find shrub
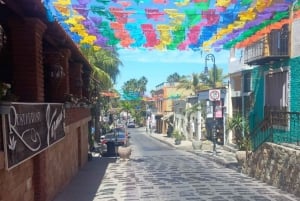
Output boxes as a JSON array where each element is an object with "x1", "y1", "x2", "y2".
[{"x1": 172, "y1": 130, "x2": 184, "y2": 141}]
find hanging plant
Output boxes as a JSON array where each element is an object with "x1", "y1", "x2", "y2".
[{"x1": 0, "y1": 82, "x2": 10, "y2": 99}]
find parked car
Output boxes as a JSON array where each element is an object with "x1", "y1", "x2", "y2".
[
  {"x1": 92, "y1": 135, "x2": 107, "y2": 156},
  {"x1": 127, "y1": 121, "x2": 135, "y2": 128},
  {"x1": 105, "y1": 127, "x2": 129, "y2": 146},
  {"x1": 99, "y1": 135, "x2": 108, "y2": 154}
]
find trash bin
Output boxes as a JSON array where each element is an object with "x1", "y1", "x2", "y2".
[
  {"x1": 167, "y1": 126, "x2": 173, "y2": 137},
  {"x1": 106, "y1": 141, "x2": 116, "y2": 156}
]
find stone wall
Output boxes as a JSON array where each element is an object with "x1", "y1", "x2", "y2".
[
  {"x1": 0, "y1": 115, "x2": 90, "y2": 201},
  {"x1": 243, "y1": 143, "x2": 300, "y2": 197},
  {"x1": 0, "y1": 159, "x2": 34, "y2": 201},
  {"x1": 43, "y1": 117, "x2": 90, "y2": 201}
]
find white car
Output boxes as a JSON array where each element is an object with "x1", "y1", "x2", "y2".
[{"x1": 127, "y1": 121, "x2": 135, "y2": 128}]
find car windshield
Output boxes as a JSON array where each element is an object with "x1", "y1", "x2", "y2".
[
  {"x1": 114, "y1": 127, "x2": 126, "y2": 133},
  {"x1": 117, "y1": 133, "x2": 125, "y2": 138}
]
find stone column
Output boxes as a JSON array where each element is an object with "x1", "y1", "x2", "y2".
[
  {"x1": 9, "y1": 18, "x2": 46, "y2": 102},
  {"x1": 82, "y1": 70, "x2": 91, "y2": 98},
  {"x1": 44, "y1": 51, "x2": 65, "y2": 102},
  {"x1": 69, "y1": 62, "x2": 83, "y2": 98},
  {"x1": 58, "y1": 48, "x2": 71, "y2": 102},
  {"x1": 44, "y1": 48, "x2": 71, "y2": 102}
]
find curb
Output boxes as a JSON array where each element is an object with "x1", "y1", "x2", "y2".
[
  {"x1": 149, "y1": 134, "x2": 175, "y2": 147},
  {"x1": 189, "y1": 150, "x2": 240, "y2": 172},
  {"x1": 149, "y1": 134, "x2": 192, "y2": 150},
  {"x1": 149, "y1": 134, "x2": 240, "y2": 172}
]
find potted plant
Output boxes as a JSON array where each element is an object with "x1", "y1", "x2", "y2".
[
  {"x1": 78, "y1": 97, "x2": 91, "y2": 108},
  {"x1": 227, "y1": 115, "x2": 252, "y2": 165},
  {"x1": 173, "y1": 130, "x2": 184, "y2": 145},
  {"x1": 64, "y1": 93, "x2": 78, "y2": 108},
  {"x1": 0, "y1": 82, "x2": 11, "y2": 99}
]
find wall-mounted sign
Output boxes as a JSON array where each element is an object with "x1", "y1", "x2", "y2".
[
  {"x1": 1, "y1": 103, "x2": 65, "y2": 170},
  {"x1": 215, "y1": 101, "x2": 223, "y2": 118}
]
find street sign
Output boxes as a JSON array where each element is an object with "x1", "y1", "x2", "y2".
[{"x1": 209, "y1": 89, "x2": 220, "y2": 101}]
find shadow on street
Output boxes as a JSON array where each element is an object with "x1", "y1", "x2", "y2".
[{"x1": 53, "y1": 156, "x2": 117, "y2": 201}]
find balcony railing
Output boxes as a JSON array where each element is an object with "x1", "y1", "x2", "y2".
[
  {"x1": 252, "y1": 106, "x2": 300, "y2": 150},
  {"x1": 244, "y1": 24, "x2": 289, "y2": 65}
]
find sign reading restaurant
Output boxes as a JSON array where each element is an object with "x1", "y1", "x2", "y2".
[{"x1": 0, "y1": 102, "x2": 65, "y2": 170}]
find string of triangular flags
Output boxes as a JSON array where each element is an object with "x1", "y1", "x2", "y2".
[{"x1": 42, "y1": 0, "x2": 300, "y2": 51}]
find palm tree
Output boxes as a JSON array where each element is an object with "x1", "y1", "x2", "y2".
[
  {"x1": 167, "y1": 73, "x2": 181, "y2": 83},
  {"x1": 93, "y1": 48, "x2": 122, "y2": 84},
  {"x1": 176, "y1": 73, "x2": 202, "y2": 95},
  {"x1": 80, "y1": 46, "x2": 122, "y2": 142},
  {"x1": 205, "y1": 67, "x2": 225, "y2": 88},
  {"x1": 122, "y1": 77, "x2": 148, "y2": 98},
  {"x1": 120, "y1": 100, "x2": 134, "y2": 122},
  {"x1": 137, "y1": 76, "x2": 148, "y2": 96},
  {"x1": 80, "y1": 46, "x2": 122, "y2": 89}
]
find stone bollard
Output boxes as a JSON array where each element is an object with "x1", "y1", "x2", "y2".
[
  {"x1": 192, "y1": 140, "x2": 202, "y2": 150},
  {"x1": 118, "y1": 146, "x2": 132, "y2": 161},
  {"x1": 201, "y1": 140, "x2": 213, "y2": 151},
  {"x1": 235, "y1": 150, "x2": 246, "y2": 166}
]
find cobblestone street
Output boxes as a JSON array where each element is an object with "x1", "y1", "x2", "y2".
[
  {"x1": 94, "y1": 153, "x2": 299, "y2": 201},
  {"x1": 54, "y1": 128, "x2": 300, "y2": 201}
]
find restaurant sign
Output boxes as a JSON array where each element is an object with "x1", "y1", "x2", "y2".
[{"x1": 0, "y1": 103, "x2": 65, "y2": 170}]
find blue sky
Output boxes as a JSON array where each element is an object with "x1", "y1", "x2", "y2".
[{"x1": 114, "y1": 49, "x2": 230, "y2": 95}]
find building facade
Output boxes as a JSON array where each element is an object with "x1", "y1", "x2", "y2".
[
  {"x1": 153, "y1": 82, "x2": 192, "y2": 134},
  {"x1": 0, "y1": 1, "x2": 93, "y2": 201}
]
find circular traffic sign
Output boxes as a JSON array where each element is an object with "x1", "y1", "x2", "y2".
[{"x1": 209, "y1": 89, "x2": 220, "y2": 101}]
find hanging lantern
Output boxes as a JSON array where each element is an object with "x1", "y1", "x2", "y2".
[{"x1": 0, "y1": 25, "x2": 7, "y2": 54}]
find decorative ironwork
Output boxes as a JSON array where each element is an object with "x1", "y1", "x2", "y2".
[
  {"x1": 252, "y1": 107, "x2": 300, "y2": 150},
  {"x1": 265, "y1": 106, "x2": 288, "y2": 127},
  {"x1": 244, "y1": 25, "x2": 289, "y2": 65}
]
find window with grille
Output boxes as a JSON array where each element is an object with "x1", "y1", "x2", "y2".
[{"x1": 265, "y1": 69, "x2": 289, "y2": 126}]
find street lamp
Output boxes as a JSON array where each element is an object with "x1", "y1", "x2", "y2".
[
  {"x1": 204, "y1": 53, "x2": 218, "y2": 155},
  {"x1": 205, "y1": 54, "x2": 217, "y2": 88}
]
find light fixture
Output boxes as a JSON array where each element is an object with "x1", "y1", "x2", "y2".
[
  {"x1": 204, "y1": 53, "x2": 218, "y2": 155},
  {"x1": 0, "y1": 25, "x2": 7, "y2": 54},
  {"x1": 205, "y1": 53, "x2": 217, "y2": 88},
  {"x1": 50, "y1": 64, "x2": 65, "y2": 79}
]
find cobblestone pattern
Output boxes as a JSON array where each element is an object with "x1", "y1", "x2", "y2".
[
  {"x1": 94, "y1": 150, "x2": 300, "y2": 201},
  {"x1": 244, "y1": 142, "x2": 300, "y2": 197}
]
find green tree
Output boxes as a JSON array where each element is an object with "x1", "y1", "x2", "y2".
[
  {"x1": 227, "y1": 114, "x2": 251, "y2": 153},
  {"x1": 167, "y1": 72, "x2": 182, "y2": 83},
  {"x1": 176, "y1": 73, "x2": 202, "y2": 95},
  {"x1": 80, "y1": 46, "x2": 122, "y2": 90},
  {"x1": 137, "y1": 76, "x2": 147, "y2": 96},
  {"x1": 120, "y1": 76, "x2": 150, "y2": 126},
  {"x1": 176, "y1": 67, "x2": 226, "y2": 95},
  {"x1": 122, "y1": 76, "x2": 148, "y2": 97},
  {"x1": 93, "y1": 48, "x2": 122, "y2": 84},
  {"x1": 205, "y1": 67, "x2": 225, "y2": 88},
  {"x1": 120, "y1": 100, "x2": 133, "y2": 118},
  {"x1": 80, "y1": 46, "x2": 122, "y2": 142}
]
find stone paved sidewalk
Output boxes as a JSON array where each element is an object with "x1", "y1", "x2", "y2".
[{"x1": 149, "y1": 132, "x2": 240, "y2": 171}]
